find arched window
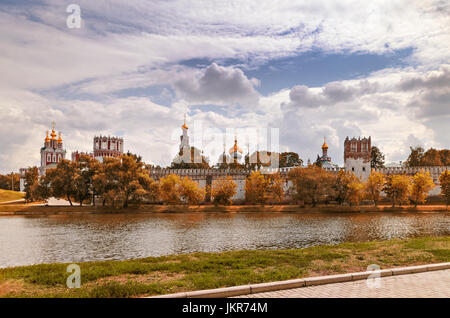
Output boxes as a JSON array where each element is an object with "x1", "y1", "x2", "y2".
[
  {"x1": 351, "y1": 142, "x2": 357, "y2": 152},
  {"x1": 47, "y1": 153, "x2": 51, "y2": 162}
]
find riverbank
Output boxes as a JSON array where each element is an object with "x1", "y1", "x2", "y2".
[
  {"x1": 0, "y1": 236, "x2": 448, "y2": 297},
  {"x1": 0, "y1": 203, "x2": 448, "y2": 216}
]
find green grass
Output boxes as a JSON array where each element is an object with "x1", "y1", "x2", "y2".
[
  {"x1": 0, "y1": 189, "x2": 24, "y2": 203},
  {"x1": 0, "y1": 236, "x2": 448, "y2": 298}
]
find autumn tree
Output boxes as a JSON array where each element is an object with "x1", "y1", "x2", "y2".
[
  {"x1": 288, "y1": 165, "x2": 333, "y2": 206},
  {"x1": 332, "y1": 170, "x2": 353, "y2": 205},
  {"x1": 211, "y1": 176, "x2": 237, "y2": 205},
  {"x1": 410, "y1": 170, "x2": 435, "y2": 207},
  {"x1": 370, "y1": 146, "x2": 385, "y2": 169},
  {"x1": 383, "y1": 175, "x2": 411, "y2": 207},
  {"x1": 179, "y1": 176, "x2": 205, "y2": 205},
  {"x1": 159, "y1": 174, "x2": 182, "y2": 204},
  {"x1": 405, "y1": 146, "x2": 425, "y2": 167},
  {"x1": 0, "y1": 173, "x2": 20, "y2": 191},
  {"x1": 347, "y1": 178, "x2": 364, "y2": 206},
  {"x1": 439, "y1": 170, "x2": 450, "y2": 209},
  {"x1": 245, "y1": 171, "x2": 267, "y2": 204},
  {"x1": 265, "y1": 173, "x2": 284, "y2": 204},
  {"x1": 365, "y1": 171, "x2": 385, "y2": 206}
]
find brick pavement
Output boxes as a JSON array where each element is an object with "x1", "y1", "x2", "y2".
[{"x1": 235, "y1": 269, "x2": 450, "y2": 298}]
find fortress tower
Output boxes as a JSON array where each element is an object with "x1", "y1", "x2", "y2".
[
  {"x1": 344, "y1": 136, "x2": 371, "y2": 180},
  {"x1": 93, "y1": 135, "x2": 124, "y2": 160},
  {"x1": 40, "y1": 122, "x2": 66, "y2": 175}
]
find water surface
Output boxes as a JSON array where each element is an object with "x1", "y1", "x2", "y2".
[{"x1": 0, "y1": 212, "x2": 448, "y2": 268}]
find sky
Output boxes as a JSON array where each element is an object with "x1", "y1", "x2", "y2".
[{"x1": 0, "y1": 0, "x2": 449, "y2": 173}]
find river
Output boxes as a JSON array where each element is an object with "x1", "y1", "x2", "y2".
[{"x1": 0, "y1": 212, "x2": 448, "y2": 268}]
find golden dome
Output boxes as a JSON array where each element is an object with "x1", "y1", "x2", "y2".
[
  {"x1": 45, "y1": 131, "x2": 50, "y2": 142},
  {"x1": 181, "y1": 114, "x2": 188, "y2": 129},
  {"x1": 57, "y1": 132, "x2": 63, "y2": 143},
  {"x1": 229, "y1": 137, "x2": 243, "y2": 154},
  {"x1": 322, "y1": 140, "x2": 328, "y2": 150},
  {"x1": 50, "y1": 129, "x2": 57, "y2": 140}
]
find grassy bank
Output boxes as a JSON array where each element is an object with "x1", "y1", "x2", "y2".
[
  {"x1": 0, "y1": 190, "x2": 24, "y2": 203},
  {"x1": 0, "y1": 203, "x2": 448, "y2": 215},
  {"x1": 0, "y1": 236, "x2": 448, "y2": 298}
]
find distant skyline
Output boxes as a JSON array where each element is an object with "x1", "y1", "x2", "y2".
[{"x1": 0, "y1": 1, "x2": 449, "y2": 173}]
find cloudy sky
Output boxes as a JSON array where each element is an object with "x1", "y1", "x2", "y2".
[{"x1": 0, "y1": 0, "x2": 449, "y2": 173}]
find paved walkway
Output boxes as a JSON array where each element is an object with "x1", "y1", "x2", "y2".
[{"x1": 236, "y1": 269, "x2": 450, "y2": 298}]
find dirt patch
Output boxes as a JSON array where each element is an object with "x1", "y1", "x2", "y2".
[
  {"x1": 0, "y1": 280, "x2": 25, "y2": 296},
  {"x1": 92, "y1": 271, "x2": 185, "y2": 286}
]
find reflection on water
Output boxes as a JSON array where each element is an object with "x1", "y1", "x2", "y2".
[{"x1": 0, "y1": 212, "x2": 448, "y2": 268}]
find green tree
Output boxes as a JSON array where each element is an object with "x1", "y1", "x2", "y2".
[
  {"x1": 410, "y1": 170, "x2": 435, "y2": 207},
  {"x1": 47, "y1": 160, "x2": 77, "y2": 205},
  {"x1": 365, "y1": 171, "x2": 385, "y2": 206},
  {"x1": 439, "y1": 170, "x2": 450, "y2": 209},
  {"x1": 279, "y1": 152, "x2": 303, "y2": 168},
  {"x1": 370, "y1": 146, "x2": 385, "y2": 169},
  {"x1": 24, "y1": 167, "x2": 41, "y2": 202}
]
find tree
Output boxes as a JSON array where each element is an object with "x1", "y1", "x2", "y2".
[
  {"x1": 179, "y1": 176, "x2": 205, "y2": 205},
  {"x1": 439, "y1": 170, "x2": 450, "y2": 209},
  {"x1": 410, "y1": 170, "x2": 435, "y2": 207},
  {"x1": 439, "y1": 150, "x2": 450, "y2": 166},
  {"x1": 0, "y1": 173, "x2": 20, "y2": 191},
  {"x1": 245, "y1": 171, "x2": 267, "y2": 204},
  {"x1": 279, "y1": 152, "x2": 303, "y2": 168},
  {"x1": 332, "y1": 170, "x2": 353, "y2": 205},
  {"x1": 24, "y1": 167, "x2": 41, "y2": 202},
  {"x1": 347, "y1": 179, "x2": 364, "y2": 206},
  {"x1": 288, "y1": 165, "x2": 333, "y2": 206},
  {"x1": 370, "y1": 146, "x2": 385, "y2": 169},
  {"x1": 365, "y1": 171, "x2": 385, "y2": 206},
  {"x1": 383, "y1": 175, "x2": 411, "y2": 207},
  {"x1": 47, "y1": 160, "x2": 77, "y2": 205},
  {"x1": 266, "y1": 173, "x2": 284, "y2": 204},
  {"x1": 159, "y1": 174, "x2": 182, "y2": 204},
  {"x1": 421, "y1": 148, "x2": 443, "y2": 166},
  {"x1": 72, "y1": 154, "x2": 99, "y2": 206},
  {"x1": 211, "y1": 176, "x2": 237, "y2": 205},
  {"x1": 405, "y1": 146, "x2": 425, "y2": 167}
]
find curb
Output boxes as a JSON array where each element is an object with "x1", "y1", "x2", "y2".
[{"x1": 149, "y1": 262, "x2": 450, "y2": 298}]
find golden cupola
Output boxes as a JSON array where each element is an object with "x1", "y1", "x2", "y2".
[
  {"x1": 50, "y1": 128, "x2": 57, "y2": 140},
  {"x1": 181, "y1": 114, "x2": 188, "y2": 129},
  {"x1": 229, "y1": 136, "x2": 243, "y2": 155},
  {"x1": 57, "y1": 132, "x2": 63, "y2": 143},
  {"x1": 45, "y1": 131, "x2": 50, "y2": 143},
  {"x1": 322, "y1": 140, "x2": 328, "y2": 150}
]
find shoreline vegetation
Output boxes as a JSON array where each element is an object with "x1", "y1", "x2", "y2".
[
  {"x1": 0, "y1": 236, "x2": 448, "y2": 298},
  {"x1": 0, "y1": 203, "x2": 449, "y2": 216}
]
